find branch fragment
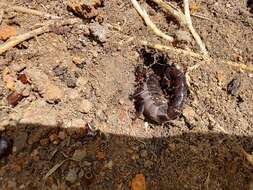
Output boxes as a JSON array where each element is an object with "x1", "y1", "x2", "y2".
[
  {"x1": 130, "y1": 0, "x2": 174, "y2": 42},
  {"x1": 0, "y1": 18, "x2": 80, "y2": 55}
]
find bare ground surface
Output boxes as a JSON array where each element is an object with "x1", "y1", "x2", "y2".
[{"x1": 0, "y1": 0, "x2": 253, "y2": 189}]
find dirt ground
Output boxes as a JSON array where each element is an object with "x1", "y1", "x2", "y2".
[{"x1": 0, "y1": 0, "x2": 253, "y2": 189}]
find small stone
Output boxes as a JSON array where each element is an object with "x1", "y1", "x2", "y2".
[
  {"x1": 131, "y1": 174, "x2": 147, "y2": 190},
  {"x1": 72, "y1": 56, "x2": 84, "y2": 65},
  {"x1": 140, "y1": 150, "x2": 148, "y2": 158},
  {"x1": 26, "y1": 68, "x2": 64, "y2": 103},
  {"x1": 45, "y1": 83, "x2": 64, "y2": 103},
  {"x1": 72, "y1": 149, "x2": 87, "y2": 161},
  {"x1": 78, "y1": 99, "x2": 92, "y2": 113},
  {"x1": 39, "y1": 138, "x2": 49, "y2": 146},
  {"x1": 58, "y1": 131, "x2": 66, "y2": 140},
  {"x1": 65, "y1": 169, "x2": 78, "y2": 183},
  {"x1": 66, "y1": 76, "x2": 77, "y2": 88},
  {"x1": 89, "y1": 23, "x2": 110, "y2": 43},
  {"x1": 0, "y1": 25, "x2": 17, "y2": 40}
]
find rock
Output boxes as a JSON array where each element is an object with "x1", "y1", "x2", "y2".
[
  {"x1": 72, "y1": 149, "x2": 87, "y2": 161},
  {"x1": 44, "y1": 83, "x2": 64, "y2": 103},
  {"x1": 175, "y1": 30, "x2": 192, "y2": 43},
  {"x1": 13, "y1": 131, "x2": 27, "y2": 153},
  {"x1": 0, "y1": 25, "x2": 17, "y2": 41},
  {"x1": 67, "y1": 0, "x2": 103, "y2": 18},
  {"x1": 65, "y1": 169, "x2": 78, "y2": 183},
  {"x1": 66, "y1": 76, "x2": 77, "y2": 88},
  {"x1": 78, "y1": 99, "x2": 92, "y2": 113},
  {"x1": 89, "y1": 23, "x2": 110, "y2": 43},
  {"x1": 19, "y1": 100, "x2": 59, "y2": 127},
  {"x1": 26, "y1": 68, "x2": 64, "y2": 103},
  {"x1": 131, "y1": 174, "x2": 147, "y2": 190}
]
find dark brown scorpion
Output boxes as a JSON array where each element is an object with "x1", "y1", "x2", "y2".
[{"x1": 132, "y1": 58, "x2": 187, "y2": 124}]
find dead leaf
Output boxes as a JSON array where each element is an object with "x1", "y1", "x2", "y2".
[
  {"x1": 131, "y1": 174, "x2": 147, "y2": 190},
  {"x1": 0, "y1": 25, "x2": 17, "y2": 40}
]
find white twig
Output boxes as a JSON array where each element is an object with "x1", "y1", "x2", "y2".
[
  {"x1": 183, "y1": 0, "x2": 208, "y2": 55},
  {"x1": 130, "y1": 0, "x2": 174, "y2": 42}
]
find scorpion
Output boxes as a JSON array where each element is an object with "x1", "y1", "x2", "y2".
[{"x1": 132, "y1": 57, "x2": 187, "y2": 124}]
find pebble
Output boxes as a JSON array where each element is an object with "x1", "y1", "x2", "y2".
[
  {"x1": 131, "y1": 174, "x2": 147, "y2": 190},
  {"x1": 72, "y1": 149, "x2": 87, "y2": 161},
  {"x1": 65, "y1": 169, "x2": 78, "y2": 183},
  {"x1": 26, "y1": 68, "x2": 64, "y2": 103},
  {"x1": 78, "y1": 99, "x2": 92, "y2": 113},
  {"x1": 89, "y1": 23, "x2": 110, "y2": 43},
  {"x1": 19, "y1": 100, "x2": 59, "y2": 127}
]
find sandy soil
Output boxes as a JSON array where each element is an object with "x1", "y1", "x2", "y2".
[{"x1": 0, "y1": 0, "x2": 253, "y2": 189}]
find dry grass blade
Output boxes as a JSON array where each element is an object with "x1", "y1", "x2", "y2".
[
  {"x1": 0, "y1": 18, "x2": 80, "y2": 55},
  {"x1": 44, "y1": 159, "x2": 68, "y2": 180},
  {"x1": 0, "y1": 3, "x2": 60, "y2": 19},
  {"x1": 140, "y1": 40, "x2": 253, "y2": 72},
  {"x1": 130, "y1": 0, "x2": 174, "y2": 42}
]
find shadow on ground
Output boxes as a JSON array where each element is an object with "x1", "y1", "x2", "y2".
[{"x1": 0, "y1": 123, "x2": 252, "y2": 190}]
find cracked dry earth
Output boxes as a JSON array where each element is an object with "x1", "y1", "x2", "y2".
[{"x1": 0, "y1": 0, "x2": 253, "y2": 189}]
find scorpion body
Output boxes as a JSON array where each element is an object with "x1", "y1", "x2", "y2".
[{"x1": 133, "y1": 64, "x2": 187, "y2": 124}]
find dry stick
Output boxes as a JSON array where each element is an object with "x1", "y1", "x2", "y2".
[
  {"x1": 151, "y1": 0, "x2": 187, "y2": 27},
  {"x1": 140, "y1": 40, "x2": 253, "y2": 72},
  {"x1": 0, "y1": 3, "x2": 60, "y2": 19},
  {"x1": 150, "y1": 0, "x2": 208, "y2": 55},
  {"x1": 0, "y1": 18, "x2": 80, "y2": 55},
  {"x1": 130, "y1": 0, "x2": 174, "y2": 42},
  {"x1": 183, "y1": 0, "x2": 208, "y2": 55}
]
